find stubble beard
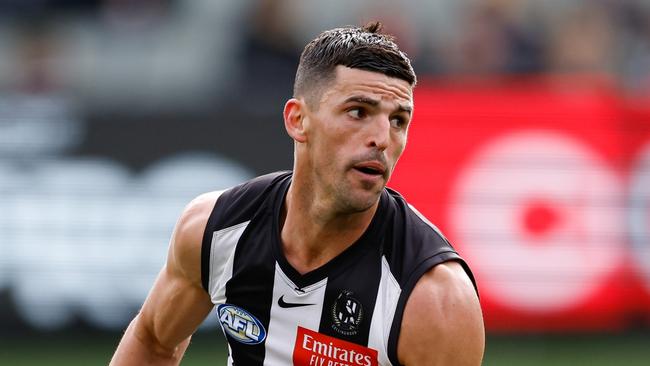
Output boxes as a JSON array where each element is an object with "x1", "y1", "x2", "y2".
[
  {"x1": 330, "y1": 170, "x2": 385, "y2": 214},
  {"x1": 311, "y1": 150, "x2": 389, "y2": 215},
  {"x1": 332, "y1": 152, "x2": 391, "y2": 214}
]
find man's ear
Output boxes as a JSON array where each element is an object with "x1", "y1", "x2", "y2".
[{"x1": 283, "y1": 98, "x2": 308, "y2": 143}]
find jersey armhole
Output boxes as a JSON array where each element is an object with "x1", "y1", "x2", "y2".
[{"x1": 386, "y1": 251, "x2": 476, "y2": 366}]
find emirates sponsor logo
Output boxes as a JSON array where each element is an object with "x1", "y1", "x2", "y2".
[{"x1": 293, "y1": 326, "x2": 378, "y2": 366}]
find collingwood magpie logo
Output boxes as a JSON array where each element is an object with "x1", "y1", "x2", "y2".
[
  {"x1": 217, "y1": 304, "x2": 266, "y2": 345},
  {"x1": 331, "y1": 290, "x2": 363, "y2": 336}
]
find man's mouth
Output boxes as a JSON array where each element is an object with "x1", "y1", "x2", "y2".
[{"x1": 353, "y1": 162, "x2": 386, "y2": 176}]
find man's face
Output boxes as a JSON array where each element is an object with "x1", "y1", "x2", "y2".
[{"x1": 300, "y1": 65, "x2": 414, "y2": 213}]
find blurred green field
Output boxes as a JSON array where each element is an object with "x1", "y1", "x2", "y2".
[{"x1": 1, "y1": 331, "x2": 649, "y2": 365}]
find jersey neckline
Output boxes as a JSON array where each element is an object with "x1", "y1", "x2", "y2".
[{"x1": 270, "y1": 173, "x2": 388, "y2": 290}]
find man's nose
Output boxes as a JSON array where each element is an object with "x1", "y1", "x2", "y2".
[{"x1": 367, "y1": 117, "x2": 390, "y2": 150}]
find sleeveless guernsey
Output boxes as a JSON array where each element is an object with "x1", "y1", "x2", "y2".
[{"x1": 201, "y1": 171, "x2": 476, "y2": 366}]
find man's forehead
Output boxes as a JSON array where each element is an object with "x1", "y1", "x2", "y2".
[{"x1": 326, "y1": 66, "x2": 413, "y2": 105}]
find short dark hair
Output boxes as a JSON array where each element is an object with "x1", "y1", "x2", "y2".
[{"x1": 293, "y1": 22, "x2": 416, "y2": 108}]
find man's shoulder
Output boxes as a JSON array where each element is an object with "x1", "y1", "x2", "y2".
[
  {"x1": 208, "y1": 171, "x2": 291, "y2": 227},
  {"x1": 381, "y1": 187, "x2": 478, "y2": 294},
  {"x1": 218, "y1": 171, "x2": 290, "y2": 205},
  {"x1": 232, "y1": 170, "x2": 292, "y2": 195},
  {"x1": 382, "y1": 186, "x2": 457, "y2": 262},
  {"x1": 384, "y1": 186, "x2": 447, "y2": 240},
  {"x1": 398, "y1": 261, "x2": 485, "y2": 365},
  {"x1": 168, "y1": 170, "x2": 290, "y2": 282},
  {"x1": 167, "y1": 191, "x2": 223, "y2": 286}
]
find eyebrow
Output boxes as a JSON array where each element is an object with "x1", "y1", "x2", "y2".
[{"x1": 343, "y1": 95, "x2": 412, "y2": 115}]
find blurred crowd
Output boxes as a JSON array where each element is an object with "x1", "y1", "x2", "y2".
[{"x1": 0, "y1": 0, "x2": 649, "y2": 115}]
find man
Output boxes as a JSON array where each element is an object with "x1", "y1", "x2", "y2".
[{"x1": 110, "y1": 22, "x2": 484, "y2": 366}]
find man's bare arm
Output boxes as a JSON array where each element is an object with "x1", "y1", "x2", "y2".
[
  {"x1": 398, "y1": 261, "x2": 485, "y2": 366},
  {"x1": 110, "y1": 192, "x2": 219, "y2": 366}
]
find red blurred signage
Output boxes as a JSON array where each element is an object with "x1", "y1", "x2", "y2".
[{"x1": 390, "y1": 77, "x2": 650, "y2": 331}]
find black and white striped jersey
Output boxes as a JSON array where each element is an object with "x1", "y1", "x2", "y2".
[{"x1": 200, "y1": 171, "x2": 475, "y2": 366}]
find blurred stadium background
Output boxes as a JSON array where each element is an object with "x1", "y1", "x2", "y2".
[{"x1": 1, "y1": 0, "x2": 649, "y2": 365}]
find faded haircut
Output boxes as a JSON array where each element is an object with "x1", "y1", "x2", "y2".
[{"x1": 293, "y1": 22, "x2": 416, "y2": 109}]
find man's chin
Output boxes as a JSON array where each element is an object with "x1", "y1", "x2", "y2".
[
  {"x1": 332, "y1": 177, "x2": 384, "y2": 213},
  {"x1": 340, "y1": 191, "x2": 382, "y2": 213}
]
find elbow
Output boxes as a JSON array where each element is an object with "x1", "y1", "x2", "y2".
[{"x1": 132, "y1": 314, "x2": 190, "y2": 363}]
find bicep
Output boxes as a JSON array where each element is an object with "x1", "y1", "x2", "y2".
[
  {"x1": 111, "y1": 193, "x2": 219, "y2": 365},
  {"x1": 133, "y1": 193, "x2": 218, "y2": 354},
  {"x1": 397, "y1": 261, "x2": 485, "y2": 366},
  {"x1": 136, "y1": 264, "x2": 214, "y2": 351}
]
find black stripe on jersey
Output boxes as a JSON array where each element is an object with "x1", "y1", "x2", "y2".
[
  {"x1": 317, "y1": 247, "x2": 382, "y2": 346},
  {"x1": 223, "y1": 219, "x2": 277, "y2": 365}
]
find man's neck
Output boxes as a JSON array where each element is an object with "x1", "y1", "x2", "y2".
[{"x1": 280, "y1": 181, "x2": 379, "y2": 275}]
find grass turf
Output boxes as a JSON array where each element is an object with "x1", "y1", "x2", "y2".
[{"x1": 1, "y1": 331, "x2": 648, "y2": 365}]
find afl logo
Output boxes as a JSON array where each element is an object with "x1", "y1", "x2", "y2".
[
  {"x1": 331, "y1": 290, "x2": 363, "y2": 336},
  {"x1": 217, "y1": 304, "x2": 266, "y2": 345}
]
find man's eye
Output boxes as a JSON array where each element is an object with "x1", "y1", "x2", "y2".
[
  {"x1": 347, "y1": 108, "x2": 366, "y2": 119},
  {"x1": 390, "y1": 116, "x2": 406, "y2": 128}
]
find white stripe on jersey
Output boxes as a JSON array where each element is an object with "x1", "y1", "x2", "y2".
[
  {"x1": 207, "y1": 220, "x2": 250, "y2": 366},
  {"x1": 264, "y1": 263, "x2": 328, "y2": 366},
  {"x1": 367, "y1": 256, "x2": 402, "y2": 366},
  {"x1": 208, "y1": 220, "x2": 250, "y2": 304}
]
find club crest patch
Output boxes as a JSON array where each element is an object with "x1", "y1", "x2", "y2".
[
  {"x1": 331, "y1": 290, "x2": 363, "y2": 336},
  {"x1": 217, "y1": 304, "x2": 266, "y2": 345}
]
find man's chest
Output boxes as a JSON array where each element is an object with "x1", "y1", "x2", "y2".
[{"x1": 216, "y1": 257, "x2": 396, "y2": 366}]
